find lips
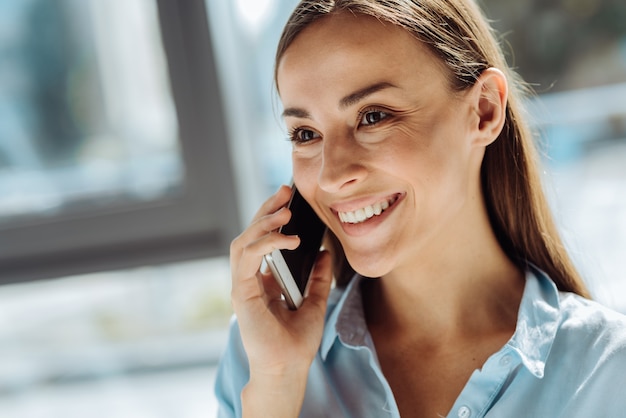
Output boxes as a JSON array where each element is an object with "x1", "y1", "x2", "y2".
[{"x1": 337, "y1": 195, "x2": 400, "y2": 224}]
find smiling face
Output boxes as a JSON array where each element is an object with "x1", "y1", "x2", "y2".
[{"x1": 276, "y1": 12, "x2": 490, "y2": 279}]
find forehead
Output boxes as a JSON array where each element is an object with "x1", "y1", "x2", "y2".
[{"x1": 276, "y1": 12, "x2": 446, "y2": 101}]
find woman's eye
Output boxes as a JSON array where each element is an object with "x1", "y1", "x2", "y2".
[
  {"x1": 290, "y1": 128, "x2": 320, "y2": 143},
  {"x1": 360, "y1": 110, "x2": 389, "y2": 126}
]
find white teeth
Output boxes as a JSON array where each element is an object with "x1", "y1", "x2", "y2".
[
  {"x1": 373, "y1": 201, "x2": 382, "y2": 215},
  {"x1": 338, "y1": 196, "x2": 397, "y2": 224},
  {"x1": 354, "y1": 208, "x2": 366, "y2": 223}
]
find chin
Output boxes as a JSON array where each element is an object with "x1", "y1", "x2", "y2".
[{"x1": 345, "y1": 252, "x2": 393, "y2": 279}]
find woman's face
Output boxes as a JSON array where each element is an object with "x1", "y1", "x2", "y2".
[{"x1": 276, "y1": 13, "x2": 486, "y2": 279}]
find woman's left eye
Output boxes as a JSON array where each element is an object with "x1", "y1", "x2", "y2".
[{"x1": 360, "y1": 110, "x2": 389, "y2": 126}]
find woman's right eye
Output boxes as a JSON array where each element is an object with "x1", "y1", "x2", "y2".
[{"x1": 289, "y1": 128, "x2": 320, "y2": 144}]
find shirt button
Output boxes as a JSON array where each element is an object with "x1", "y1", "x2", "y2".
[
  {"x1": 499, "y1": 355, "x2": 512, "y2": 367},
  {"x1": 458, "y1": 406, "x2": 471, "y2": 418}
]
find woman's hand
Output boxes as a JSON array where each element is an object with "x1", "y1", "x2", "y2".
[{"x1": 229, "y1": 185, "x2": 333, "y2": 417}]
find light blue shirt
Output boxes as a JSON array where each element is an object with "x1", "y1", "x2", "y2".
[{"x1": 214, "y1": 268, "x2": 626, "y2": 417}]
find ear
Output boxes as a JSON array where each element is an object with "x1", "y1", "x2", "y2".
[{"x1": 469, "y1": 67, "x2": 508, "y2": 147}]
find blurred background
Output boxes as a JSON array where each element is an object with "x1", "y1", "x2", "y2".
[{"x1": 0, "y1": 0, "x2": 624, "y2": 416}]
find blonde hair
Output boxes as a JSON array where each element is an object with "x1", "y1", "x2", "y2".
[{"x1": 275, "y1": 0, "x2": 590, "y2": 297}]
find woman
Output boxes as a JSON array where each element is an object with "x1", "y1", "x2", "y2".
[{"x1": 217, "y1": 1, "x2": 626, "y2": 417}]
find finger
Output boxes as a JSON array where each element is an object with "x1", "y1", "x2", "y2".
[
  {"x1": 233, "y1": 206, "x2": 291, "y2": 248},
  {"x1": 230, "y1": 185, "x2": 293, "y2": 275},
  {"x1": 233, "y1": 267, "x2": 286, "y2": 315},
  {"x1": 302, "y1": 251, "x2": 333, "y2": 310},
  {"x1": 230, "y1": 207, "x2": 293, "y2": 272},
  {"x1": 238, "y1": 232, "x2": 300, "y2": 279},
  {"x1": 250, "y1": 184, "x2": 292, "y2": 223},
  {"x1": 259, "y1": 270, "x2": 284, "y2": 303},
  {"x1": 230, "y1": 185, "x2": 296, "y2": 307},
  {"x1": 232, "y1": 233, "x2": 300, "y2": 304}
]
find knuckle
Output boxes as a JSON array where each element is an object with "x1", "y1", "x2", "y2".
[
  {"x1": 230, "y1": 235, "x2": 242, "y2": 252},
  {"x1": 262, "y1": 210, "x2": 287, "y2": 232}
]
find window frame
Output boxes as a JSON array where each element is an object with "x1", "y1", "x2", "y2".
[{"x1": 0, "y1": 0, "x2": 240, "y2": 284}]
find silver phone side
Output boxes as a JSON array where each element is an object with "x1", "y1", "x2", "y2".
[{"x1": 264, "y1": 250, "x2": 305, "y2": 310}]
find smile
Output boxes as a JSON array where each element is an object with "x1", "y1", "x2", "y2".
[{"x1": 338, "y1": 195, "x2": 400, "y2": 224}]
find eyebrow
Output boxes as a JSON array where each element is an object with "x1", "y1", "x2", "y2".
[{"x1": 281, "y1": 81, "x2": 397, "y2": 119}]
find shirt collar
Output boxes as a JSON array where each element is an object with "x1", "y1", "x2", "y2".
[
  {"x1": 321, "y1": 274, "x2": 367, "y2": 359},
  {"x1": 507, "y1": 266, "x2": 561, "y2": 378},
  {"x1": 320, "y1": 267, "x2": 562, "y2": 378}
]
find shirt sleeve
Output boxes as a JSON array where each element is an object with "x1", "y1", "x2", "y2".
[
  {"x1": 214, "y1": 316, "x2": 249, "y2": 418},
  {"x1": 570, "y1": 310, "x2": 626, "y2": 415},
  {"x1": 551, "y1": 295, "x2": 626, "y2": 416}
]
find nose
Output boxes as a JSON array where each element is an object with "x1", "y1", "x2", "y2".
[{"x1": 318, "y1": 130, "x2": 368, "y2": 193}]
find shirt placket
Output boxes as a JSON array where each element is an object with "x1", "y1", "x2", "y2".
[{"x1": 447, "y1": 348, "x2": 521, "y2": 418}]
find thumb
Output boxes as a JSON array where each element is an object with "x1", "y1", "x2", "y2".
[{"x1": 303, "y1": 250, "x2": 333, "y2": 309}]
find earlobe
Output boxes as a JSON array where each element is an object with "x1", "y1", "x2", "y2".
[{"x1": 472, "y1": 68, "x2": 508, "y2": 146}]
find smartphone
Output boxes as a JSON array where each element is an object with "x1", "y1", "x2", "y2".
[{"x1": 264, "y1": 186, "x2": 327, "y2": 310}]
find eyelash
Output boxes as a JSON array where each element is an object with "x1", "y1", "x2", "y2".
[
  {"x1": 357, "y1": 108, "x2": 390, "y2": 126},
  {"x1": 287, "y1": 108, "x2": 391, "y2": 144},
  {"x1": 287, "y1": 126, "x2": 319, "y2": 144}
]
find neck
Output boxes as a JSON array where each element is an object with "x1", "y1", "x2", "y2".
[{"x1": 363, "y1": 197, "x2": 524, "y2": 346}]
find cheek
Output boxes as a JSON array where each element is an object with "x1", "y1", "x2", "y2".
[
  {"x1": 292, "y1": 151, "x2": 321, "y2": 198},
  {"x1": 387, "y1": 120, "x2": 472, "y2": 204},
  {"x1": 292, "y1": 149, "x2": 321, "y2": 179},
  {"x1": 380, "y1": 123, "x2": 444, "y2": 175}
]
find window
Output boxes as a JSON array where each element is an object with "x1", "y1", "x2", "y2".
[
  {"x1": 0, "y1": 2, "x2": 240, "y2": 416},
  {"x1": 0, "y1": 1, "x2": 624, "y2": 417},
  {"x1": 0, "y1": 0, "x2": 240, "y2": 284},
  {"x1": 480, "y1": 0, "x2": 626, "y2": 307}
]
